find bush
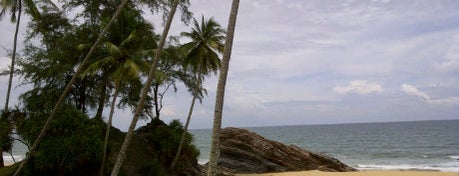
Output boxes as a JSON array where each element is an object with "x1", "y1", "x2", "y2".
[
  {"x1": 137, "y1": 119, "x2": 200, "y2": 176},
  {"x1": 16, "y1": 105, "x2": 104, "y2": 176}
]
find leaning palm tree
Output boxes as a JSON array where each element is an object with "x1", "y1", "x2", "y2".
[
  {"x1": 0, "y1": 0, "x2": 21, "y2": 168},
  {"x1": 110, "y1": 0, "x2": 180, "y2": 175},
  {"x1": 1, "y1": 0, "x2": 55, "y2": 168},
  {"x1": 1, "y1": 0, "x2": 56, "y2": 112},
  {"x1": 207, "y1": 0, "x2": 239, "y2": 175},
  {"x1": 13, "y1": 1, "x2": 131, "y2": 175},
  {"x1": 1, "y1": 0, "x2": 22, "y2": 113},
  {"x1": 171, "y1": 16, "x2": 225, "y2": 169}
]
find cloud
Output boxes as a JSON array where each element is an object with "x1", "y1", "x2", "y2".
[
  {"x1": 333, "y1": 80, "x2": 383, "y2": 95},
  {"x1": 401, "y1": 83, "x2": 459, "y2": 105},
  {"x1": 401, "y1": 84, "x2": 430, "y2": 100}
]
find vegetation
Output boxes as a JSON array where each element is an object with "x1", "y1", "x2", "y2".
[
  {"x1": 0, "y1": 0, "x2": 240, "y2": 175},
  {"x1": 172, "y1": 16, "x2": 225, "y2": 169}
]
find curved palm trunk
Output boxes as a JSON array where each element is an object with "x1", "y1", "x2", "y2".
[
  {"x1": 207, "y1": 0, "x2": 239, "y2": 175},
  {"x1": 4, "y1": 0, "x2": 21, "y2": 111},
  {"x1": 99, "y1": 83, "x2": 120, "y2": 176},
  {"x1": 1, "y1": 0, "x2": 22, "y2": 169},
  {"x1": 110, "y1": 1, "x2": 179, "y2": 175},
  {"x1": 95, "y1": 82, "x2": 107, "y2": 119},
  {"x1": 171, "y1": 95, "x2": 197, "y2": 169},
  {"x1": 13, "y1": 1, "x2": 130, "y2": 175},
  {"x1": 171, "y1": 71, "x2": 202, "y2": 170}
]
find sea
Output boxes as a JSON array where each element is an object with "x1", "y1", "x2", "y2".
[
  {"x1": 3, "y1": 119, "x2": 459, "y2": 172},
  {"x1": 191, "y1": 119, "x2": 459, "y2": 172}
]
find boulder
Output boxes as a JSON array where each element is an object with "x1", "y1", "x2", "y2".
[{"x1": 216, "y1": 127, "x2": 357, "y2": 174}]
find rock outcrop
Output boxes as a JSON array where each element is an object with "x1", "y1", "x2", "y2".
[{"x1": 216, "y1": 127, "x2": 357, "y2": 174}]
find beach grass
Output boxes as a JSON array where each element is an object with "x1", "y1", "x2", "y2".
[{"x1": 236, "y1": 170, "x2": 459, "y2": 176}]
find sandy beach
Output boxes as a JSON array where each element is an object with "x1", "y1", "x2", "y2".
[{"x1": 237, "y1": 170, "x2": 459, "y2": 176}]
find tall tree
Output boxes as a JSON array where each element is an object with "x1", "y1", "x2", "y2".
[
  {"x1": 110, "y1": 0, "x2": 180, "y2": 175},
  {"x1": 171, "y1": 16, "x2": 225, "y2": 169},
  {"x1": 83, "y1": 10, "x2": 154, "y2": 173},
  {"x1": 0, "y1": 0, "x2": 21, "y2": 168},
  {"x1": 0, "y1": 0, "x2": 21, "y2": 113},
  {"x1": 207, "y1": 0, "x2": 239, "y2": 175},
  {"x1": 0, "y1": 0, "x2": 55, "y2": 168},
  {"x1": 13, "y1": 0, "x2": 131, "y2": 175}
]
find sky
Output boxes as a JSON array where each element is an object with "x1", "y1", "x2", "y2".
[{"x1": 1, "y1": 0, "x2": 459, "y2": 130}]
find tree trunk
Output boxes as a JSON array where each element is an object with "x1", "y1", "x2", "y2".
[
  {"x1": 13, "y1": 1, "x2": 130, "y2": 175},
  {"x1": 99, "y1": 83, "x2": 120, "y2": 176},
  {"x1": 171, "y1": 71, "x2": 202, "y2": 170},
  {"x1": 207, "y1": 0, "x2": 239, "y2": 175},
  {"x1": 1, "y1": 0, "x2": 21, "y2": 169},
  {"x1": 8, "y1": 152, "x2": 16, "y2": 163},
  {"x1": 110, "y1": 1, "x2": 179, "y2": 175},
  {"x1": 95, "y1": 82, "x2": 107, "y2": 119},
  {"x1": 0, "y1": 147, "x2": 4, "y2": 168},
  {"x1": 153, "y1": 84, "x2": 160, "y2": 119},
  {"x1": 4, "y1": 0, "x2": 21, "y2": 111},
  {"x1": 171, "y1": 95, "x2": 197, "y2": 169}
]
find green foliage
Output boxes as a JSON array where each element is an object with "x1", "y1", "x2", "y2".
[
  {"x1": 180, "y1": 16, "x2": 225, "y2": 100},
  {"x1": 0, "y1": 110, "x2": 14, "y2": 154},
  {"x1": 15, "y1": 105, "x2": 104, "y2": 176},
  {"x1": 138, "y1": 160, "x2": 166, "y2": 176},
  {"x1": 137, "y1": 119, "x2": 200, "y2": 175}
]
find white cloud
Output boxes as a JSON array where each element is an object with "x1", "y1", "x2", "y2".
[
  {"x1": 333, "y1": 80, "x2": 383, "y2": 95},
  {"x1": 401, "y1": 83, "x2": 459, "y2": 105},
  {"x1": 401, "y1": 84, "x2": 430, "y2": 100}
]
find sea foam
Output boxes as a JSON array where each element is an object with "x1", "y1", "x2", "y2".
[{"x1": 357, "y1": 163, "x2": 459, "y2": 172}]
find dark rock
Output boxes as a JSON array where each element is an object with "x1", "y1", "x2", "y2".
[{"x1": 216, "y1": 127, "x2": 357, "y2": 174}]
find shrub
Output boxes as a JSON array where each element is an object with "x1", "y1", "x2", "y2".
[{"x1": 16, "y1": 105, "x2": 104, "y2": 176}]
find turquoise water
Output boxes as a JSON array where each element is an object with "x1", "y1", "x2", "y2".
[{"x1": 191, "y1": 120, "x2": 459, "y2": 172}]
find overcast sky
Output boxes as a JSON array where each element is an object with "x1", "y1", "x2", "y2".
[{"x1": 1, "y1": 0, "x2": 459, "y2": 130}]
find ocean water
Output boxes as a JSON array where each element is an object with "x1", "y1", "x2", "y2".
[
  {"x1": 191, "y1": 120, "x2": 459, "y2": 172},
  {"x1": 2, "y1": 136, "x2": 27, "y2": 165},
  {"x1": 3, "y1": 120, "x2": 458, "y2": 172}
]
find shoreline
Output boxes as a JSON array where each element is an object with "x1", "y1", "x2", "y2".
[{"x1": 236, "y1": 170, "x2": 459, "y2": 176}]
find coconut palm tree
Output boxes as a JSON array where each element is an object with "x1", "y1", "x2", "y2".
[
  {"x1": 1, "y1": 0, "x2": 21, "y2": 113},
  {"x1": 110, "y1": 0, "x2": 180, "y2": 175},
  {"x1": 1, "y1": 0, "x2": 55, "y2": 111},
  {"x1": 1, "y1": 0, "x2": 55, "y2": 168},
  {"x1": 207, "y1": 0, "x2": 239, "y2": 175},
  {"x1": 13, "y1": 1, "x2": 131, "y2": 175},
  {"x1": 171, "y1": 16, "x2": 225, "y2": 169},
  {"x1": 83, "y1": 32, "x2": 151, "y2": 175},
  {"x1": 79, "y1": 3, "x2": 156, "y2": 174}
]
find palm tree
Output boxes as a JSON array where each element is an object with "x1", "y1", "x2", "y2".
[
  {"x1": 13, "y1": 1, "x2": 131, "y2": 175},
  {"x1": 171, "y1": 16, "x2": 225, "y2": 169},
  {"x1": 1, "y1": 0, "x2": 22, "y2": 113},
  {"x1": 207, "y1": 0, "x2": 239, "y2": 175},
  {"x1": 1, "y1": 0, "x2": 55, "y2": 168},
  {"x1": 110, "y1": 0, "x2": 180, "y2": 175},
  {"x1": 83, "y1": 31, "x2": 151, "y2": 175}
]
